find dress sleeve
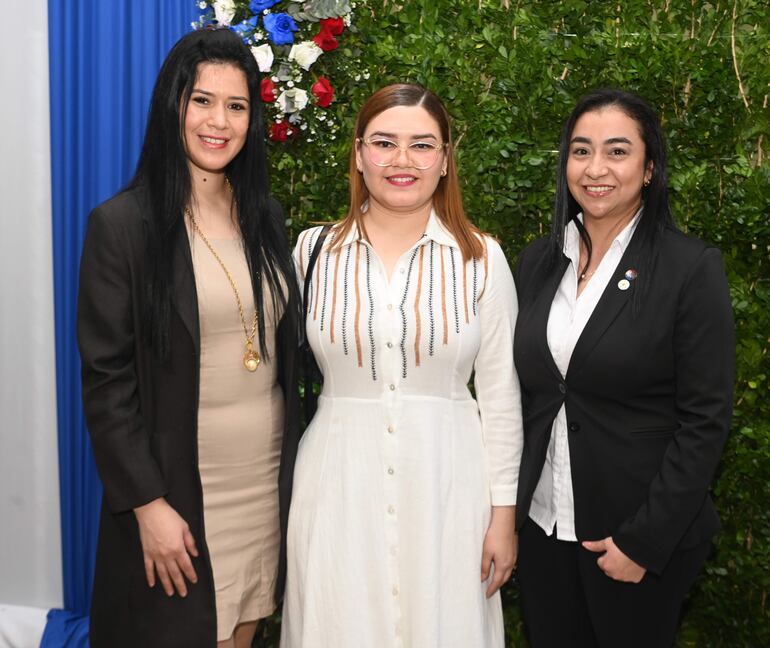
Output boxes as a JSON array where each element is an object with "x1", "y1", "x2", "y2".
[
  {"x1": 473, "y1": 238, "x2": 524, "y2": 506},
  {"x1": 613, "y1": 247, "x2": 735, "y2": 573},
  {"x1": 77, "y1": 204, "x2": 167, "y2": 513}
]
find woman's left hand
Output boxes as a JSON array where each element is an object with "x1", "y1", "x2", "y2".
[
  {"x1": 481, "y1": 505, "x2": 517, "y2": 598},
  {"x1": 582, "y1": 536, "x2": 646, "y2": 583}
]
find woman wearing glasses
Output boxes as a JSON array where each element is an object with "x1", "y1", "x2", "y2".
[{"x1": 280, "y1": 84, "x2": 523, "y2": 647}]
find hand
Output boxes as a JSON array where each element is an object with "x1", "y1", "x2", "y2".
[
  {"x1": 582, "y1": 536, "x2": 646, "y2": 583},
  {"x1": 134, "y1": 498, "x2": 199, "y2": 597},
  {"x1": 481, "y1": 505, "x2": 518, "y2": 598}
]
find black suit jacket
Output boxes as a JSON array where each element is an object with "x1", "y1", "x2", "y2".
[
  {"x1": 77, "y1": 186, "x2": 301, "y2": 647},
  {"x1": 513, "y1": 224, "x2": 734, "y2": 574}
]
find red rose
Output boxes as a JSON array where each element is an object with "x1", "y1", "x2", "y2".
[
  {"x1": 311, "y1": 76, "x2": 334, "y2": 108},
  {"x1": 269, "y1": 121, "x2": 293, "y2": 142},
  {"x1": 260, "y1": 77, "x2": 277, "y2": 102},
  {"x1": 319, "y1": 17, "x2": 344, "y2": 36},
  {"x1": 313, "y1": 26, "x2": 339, "y2": 52}
]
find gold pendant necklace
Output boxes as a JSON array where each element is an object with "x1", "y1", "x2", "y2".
[{"x1": 187, "y1": 208, "x2": 260, "y2": 372}]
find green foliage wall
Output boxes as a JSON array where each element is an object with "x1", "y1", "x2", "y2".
[{"x1": 260, "y1": 1, "x2": 770, "y2": 646}]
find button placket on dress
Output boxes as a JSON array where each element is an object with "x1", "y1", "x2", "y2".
[
  {"x1": 369, "y1": 243, "x2": 414, "y2": 646},
  {"x1": 382, "y1": 237, "x2": 431, "y2": 646}
]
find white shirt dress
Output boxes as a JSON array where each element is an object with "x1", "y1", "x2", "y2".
[{"x1": 281, "y1": 213, "x2": 523, "y2": 648}]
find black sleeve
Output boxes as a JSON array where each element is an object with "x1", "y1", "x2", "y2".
[
  {"x1": 77, "y1": 204, "x2": 167, "y2": 513},
  {"x1": 613, "y1": 247, "x2": 735, "y2": 573}
]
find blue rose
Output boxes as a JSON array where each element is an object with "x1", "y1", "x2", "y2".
[
  {"x1": 250, "y1": 0, "x2": 280, "y2": 12},
  {"x1": 263, "y1": 12, "x2": 299, "y2": 46},
  {"x1": 230, "y1": 16, "x2": 258, "y2": 41}
]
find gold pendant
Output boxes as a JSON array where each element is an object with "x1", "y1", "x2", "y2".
[{"x1": 243, "y1": 341, "x2": 260, "y2": 372}]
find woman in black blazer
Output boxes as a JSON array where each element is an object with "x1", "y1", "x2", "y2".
[
  {"x1": 513, "y1": 89, "x2": 734, "y2": 647},
  {"x1": 77, "y1": 29, "x2": 301, "y2": 648}
]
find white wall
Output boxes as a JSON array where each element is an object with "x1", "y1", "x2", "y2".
[{"x1": 0, "y1": 0, "x2": 63, "y2": 609}]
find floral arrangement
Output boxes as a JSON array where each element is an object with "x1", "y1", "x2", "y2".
[{"x1": 194, "y1": 0, "x2": 359, "y2": 143}]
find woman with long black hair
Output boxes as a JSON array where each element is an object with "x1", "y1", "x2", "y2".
[
  {"x1": 513, "y1": 88, "x2": 734, "y2": 647},
  {"x1": 77, "y1": 28, "x2": 301, "y2": 648}
]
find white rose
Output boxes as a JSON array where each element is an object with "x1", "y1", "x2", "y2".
[
  {"x1": 250, "y1": 44, "x2": 274, "y2": 73},
  {"x1": 277, "y1": 88, "x2": 309, "y2": 114},
  {"x1": 288, "y1": 41, "x2": 324, "y2": 71},
  {"x1": 213, "y1": 0, "x2": 236, "y2": 26}
]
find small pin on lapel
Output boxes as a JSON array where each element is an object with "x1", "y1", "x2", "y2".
[
  {"x1": 624, "y1": 268, "x2": 638, "y2": 280},
  {"x1": 618, "y1": 279, "x2": 630, "y2": 291}
]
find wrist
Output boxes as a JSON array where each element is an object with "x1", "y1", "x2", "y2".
[
  {"x1": 134, "y1": 497, "x2": 167, "y2": 518},
  {"x1": 490, "y1": 505, "x2": 516, "y2": 526}
]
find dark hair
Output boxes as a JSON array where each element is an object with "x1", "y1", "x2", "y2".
[
  {"x1": 547, "y1": 88, "x2": 677, "y2": 309},
  {"x1": 128, "y1": 27, "x2": 298, "y2": 359},
  {"x1": 333, "y1": 83, "x2": 484, "y2": 263}
]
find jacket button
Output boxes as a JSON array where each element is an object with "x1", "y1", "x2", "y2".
[
  {"x1": 568, "y1": 422, "x2": 580, "y2": 432},
  {"x1": 558, "y1": 383, "x2": 566, "y2": 394}
]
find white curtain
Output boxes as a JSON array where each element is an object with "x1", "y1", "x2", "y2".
[{"x1": 0, "y1": 0, "x2": 63, "y2": 617}]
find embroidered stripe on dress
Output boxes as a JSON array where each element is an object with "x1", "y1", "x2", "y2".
[
  {"x1": 342, "y1": 244, "x2": 352, "y2": 355},
  {"x1": 472, "y1": 256, "x2": 478, "y2": 317},
  {"x1": 449, "y1": 247, "x2": 460, "y2": 334},
  {"x1": 413, "y1": 245, "x2": 425, "y2": 367},
  {"x1": 440, "y1": 245, "x2": 448, "y2": 345},
  {"x1": 400, "y1": 246, "x2": 421, "y2": 379},
  {"x1": 319, "y1": 232, "x2": 334, "y2": 330},
  {"x1": 462, "y1": 254, "x2": 470, "y2": 324},
  {"x1": 330, "y1": 246, "x2": 341, "y2": 344},
  {"x1": 313, "y1": 239, "x2": 322, "y2": 320},
  {"x1": 428, "y1": 240, "x2": 435, "y2": 356},
  {"x1": 353, "y1": 242, "x2": 363, "y2": 368},
  {"x1": 365, "y1": 244, "x2": 377, "y2": 380}
]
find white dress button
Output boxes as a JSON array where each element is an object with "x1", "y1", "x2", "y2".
[
  {"x1": 386, "y1": 341, "x2": 393, "y2": 348},
  {"x1": 399, "y1": 267, "x2": 405, "y2": 274},
  {"x1": 387, "y1": 467, "x2": 394, "y2": 475},
  {"x1": 388, "y1": 505, "x2": 395, "y2": 515},
  {"x1": 387, "y1": 425, "x2": 394, "y2": 434},
  {"x1": 387, "y1": 303, "x2": 394, "y2": 310},
  {"x1": 392, "y1": 586, "x2": 399, "y2": 596},
  {"x1": 389, "y1": 384, "x2": 396, "y2": 391}
]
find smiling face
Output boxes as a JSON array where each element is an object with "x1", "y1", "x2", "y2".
[
  {"x1": 183, "y1": 62, "x2": 250, "y2": 176},
  {"x1": 566, "y1": 106, "x2": 653, "y2": 225},
  {"x1": 355, "y1": 105, "x2": 447, "y2": 217}
]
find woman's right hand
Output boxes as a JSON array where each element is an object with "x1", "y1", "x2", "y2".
[{"x1": 133, "y1": 498, "x2": 199, "y2": 597}]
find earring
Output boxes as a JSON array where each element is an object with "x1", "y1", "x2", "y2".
[
  {"x1": 441, "y1": 169, "x2": 447, "y2": 177},
  {"x1": 643, "y1": 178, "x2": 651, "y2": 187}
]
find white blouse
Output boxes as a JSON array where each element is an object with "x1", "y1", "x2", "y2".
[{"x1": 529, "y1": 211, "x2": 641, "y2": 541}]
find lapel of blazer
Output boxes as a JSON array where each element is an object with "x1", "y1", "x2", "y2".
[
  {"x1": 533, "y1": 254, "x2": 571, "y2": 380},
  {"x1": 172, "y1": 222, "x2": 200, "y2": 350},
  {"x1": 566, "y1": 224, "x2": 644, "y2": 378}
]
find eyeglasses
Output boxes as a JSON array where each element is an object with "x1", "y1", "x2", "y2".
[{"x1": 357, "y1": 137, "x2": 446, "y2": 170}]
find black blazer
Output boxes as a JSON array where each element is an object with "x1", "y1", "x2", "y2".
[
  {"x1": 513, "y1": 224, "x2": 734, "y2": 575},
  {"x1": 77, "y1": 186, "x2": 301, "y2": 648}
]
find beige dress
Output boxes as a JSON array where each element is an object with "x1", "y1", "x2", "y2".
[{"x1": 190, "y1": 235, "x2": 284, "y2": 641}]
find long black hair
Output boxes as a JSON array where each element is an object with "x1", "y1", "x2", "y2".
[
  {"x1": 547, "y1": 88, "x2": 677, "y2": 309},
  {"x1": 128, "y1": 27, "x2": 298, "y2": 360}
]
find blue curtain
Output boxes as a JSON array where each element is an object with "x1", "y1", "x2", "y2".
[{"x1": 43, "y1": 2, "x2": 198, "y2": 645}]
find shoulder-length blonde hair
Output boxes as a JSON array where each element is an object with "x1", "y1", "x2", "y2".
[{"x1": 332, "y1": 84, "x2": 483, "y2": 263}]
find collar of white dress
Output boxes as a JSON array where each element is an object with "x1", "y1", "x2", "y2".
[{"x1": 334, "y1": 207, "x2": 461, "y2": 251}]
